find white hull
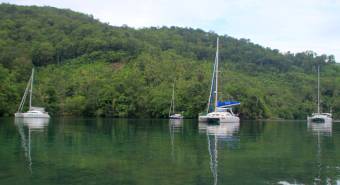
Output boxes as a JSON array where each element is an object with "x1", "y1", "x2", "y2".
[
  {"x1": 199, "y1": 112, "x2": 239, "y2": 123},
  {"x1": 169, "y1": 114, "x2": 184, "y2": 119},
  {"x1": 307, "y1": 114, "x2": 332, "y2": 123},
  {"x1": 15, "y1": 112, "x2": 50, "y2": 118}
]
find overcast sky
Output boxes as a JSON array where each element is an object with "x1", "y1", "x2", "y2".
[{"x1": 3, "y1": 0, "x2": 340, "y2": 61}]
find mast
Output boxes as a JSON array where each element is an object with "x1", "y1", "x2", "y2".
[
  {"x1": 317, "y1": 65, "x2": 320, "y2": 114},
  {"x1": 214, "y1": 37, "x2": 219, "y2": 112},
  {"x1": 206, "y1": 37, "x2": 219, "y2": 113},
  {"x1": 169, "y1": 82, "x2": 175, "y2": 116},
  {"x1": 207, "y1": 54, "x2": 217, "y2": 113},
  {"x1": 172, "y1": 83, "x2": 175, "y2": 113},
  {"x1": 29, "y1": 68, "x2": 34, "y2": 110}
]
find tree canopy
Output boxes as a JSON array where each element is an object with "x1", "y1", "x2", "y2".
[{"x1": 0, "y1": 3, "x2": 339, "y2": 119}]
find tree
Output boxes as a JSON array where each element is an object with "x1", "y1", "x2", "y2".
[{"x1": 32, "y1": 42, "x2": 55, "y2": 66}]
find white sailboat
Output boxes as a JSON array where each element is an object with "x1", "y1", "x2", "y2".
[
  {"x1": 307, "y1": 66, "x2": 332, "y2": 123},
  {"x1": 169, "y1": 83, "x2": 183, "y2": 119},
  {"x1": 15, "y1": 68, "x2": 50, "y2": 118},
  {"x1": 199, "y1": 37, "x2": 240, "y2": 124}
]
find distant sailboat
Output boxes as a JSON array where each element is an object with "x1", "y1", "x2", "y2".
[
  {"x1": 198, "y1": 37, "x2": 240, "y2": 124},
  {"x1": 307, "y1": 66, "x2": 332, "y2": 123},
  {"x1": 169, "y1": 83, "x2": 184, "y2": 119},
  {"x1": 15, "y1": 68, "x2": 50, "y2": 118}
]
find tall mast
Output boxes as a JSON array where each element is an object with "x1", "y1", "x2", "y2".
[
  {"x1": 172, "y1": 83, "x2": 175, "y2": 113},
  {"x1": 169, "y1": 82, "x2": 175, "y2": 117},
  {"x1": 207, "y1": 52, "x2": 217, "y2": 113},
  {"x1": 317, "y1": 65, "x2": 320, "y2": 114},
  {"x1": 214, "y1": 37, "x2": 219, "y2": 111},
  {"x1": 29, "y1": 68, "x2": 34, "y2": 110}
]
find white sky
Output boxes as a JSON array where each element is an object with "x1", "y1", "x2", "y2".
[{"x1": 3, "y1": 0, "x2": 340, "y2": 61}]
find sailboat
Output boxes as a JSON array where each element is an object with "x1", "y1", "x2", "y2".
[
  {"x1": 169, "y1": 83, "x2": 184, "y2": 119},
  {"x1": 14, "y1": 68, "x2": 50, "y2": 118},
  {"x1": 198, "y1": 37, "x2": 240, "y2": 124},
  {"x1": 307, "y1": 66, "x2": 332, "y2": 123}
]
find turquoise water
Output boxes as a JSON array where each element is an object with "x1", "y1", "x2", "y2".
[{"x1": 0, "y1": 118, "x2": 339, "y2": 185}]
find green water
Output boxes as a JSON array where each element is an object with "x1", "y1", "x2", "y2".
[{"x1": 0, "y1": 118, "x2": 339, "y2": 185}]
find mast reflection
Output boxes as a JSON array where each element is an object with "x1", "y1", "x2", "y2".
[
  {"x1": 307, "y1": 121, "x2": 332, "y2": 184},
  {"x1": 199, "y1": 122, "x2": 240, "y2": 185},
  {"x1": 169, "y1": 119, "x2": 183, "y2": 160},
  {"x1": 14, "y1": 118, "x2": 49, "y2": 172}
]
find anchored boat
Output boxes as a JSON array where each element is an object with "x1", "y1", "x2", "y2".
[
  {"x1": 198, "y1": 37, "x2": 240, "y2": 124},
  {"x1": 169, "y1": 83, "x2": 183, "y2": 119},
  {"x1": 15, "y1": 68, "x2": 50, "y2": 118},
  {"x1": 307, "y1": 66, "x2": 332, "y2": 123}
]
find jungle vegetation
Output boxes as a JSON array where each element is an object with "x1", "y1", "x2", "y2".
[{"x1": 0, "y1": 3, "x2": 339, "y2": 119}]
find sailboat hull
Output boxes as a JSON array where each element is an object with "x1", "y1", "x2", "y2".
[
  {"x1": 307, "y1": 114, "x2": 332, "y2": 123},
  {"x1": 199, "y1": 112, "x2": 239, "y2": 124},
  {"x1": 169, "y1": 114, "x2": 184, "y2": 119}
]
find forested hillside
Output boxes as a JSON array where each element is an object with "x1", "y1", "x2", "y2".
[{"x1": 1, "y1": 3, "x2": 339, "y2": 119}]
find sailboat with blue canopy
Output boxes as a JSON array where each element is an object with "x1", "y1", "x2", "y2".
[{"x1": 199, "y1": 37, "x2": 240, "y2": 124}]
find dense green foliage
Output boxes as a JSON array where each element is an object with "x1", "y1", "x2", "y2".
[{"x1": 0, "y1": 3, "x2": 339, "y2": 119}]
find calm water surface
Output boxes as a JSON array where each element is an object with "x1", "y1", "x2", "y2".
[{"x1": 0, "y1": 118, "x2": 340, "y2": 185}]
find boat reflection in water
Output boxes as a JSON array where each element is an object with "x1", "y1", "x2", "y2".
[
  {"x1": 309, "y1": 121, "x2": 333, "y2": 184},
  {"x1": 169, "y1": 119, "x2": 183, "y2": 160},
  {"x1": 14, "y1": 118, "x2": 49, "y2": 172},
  {"x1": 199, "y1": 122, "x2": 240, "y2": 185},
  {"x1": 277, "y1": 121, "x2": 336, "y2": 185},
  {"x1": 307, "y1": 121, "x2": 332, "y2": 136},
  {"x1": 279, "y1": 121, "x2": 334, "y2": 185},
  {"x1": 169, "y1": 119, "x2": 183, "y2": 133}
]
